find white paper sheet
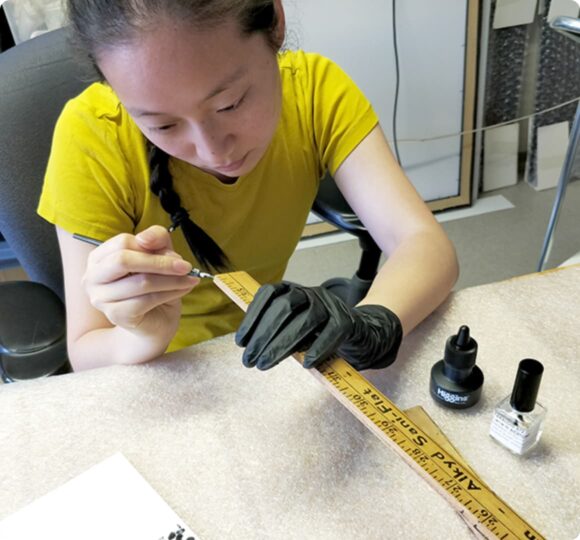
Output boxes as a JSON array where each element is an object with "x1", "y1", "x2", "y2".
[{"x1": 0, "y1": 453, "x2": 199, "y2": 540}]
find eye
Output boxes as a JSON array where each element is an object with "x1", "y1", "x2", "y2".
[
  {"x1": 150, "y1": 124, "x2": 176, "y2": 133},
  {"x1": 217, "y1": 93, "x2": 246, "y2": 113}
]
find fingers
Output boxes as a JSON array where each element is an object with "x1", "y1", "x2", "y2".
[
  {"x1": 87, "y1": 272, "x2": 198, "y2": 329},
  {"x1": 250, "y1": 307, "x2": 325, "y2": 370},
  {"x1": 235, "y1": 283, "x2": 290, "y2": 347},
  {"x1": 302, "y1": 317, "x2": 347, "y2": 369},
  {"x1": 88, "y1": 226, "x2": 171, "y2": 263},
  {"x1": 104, "y1": 287, "x2": 195, "y2": 329},
  {"x1": 236, "y1": 284, "x2": 328, "y2": 370},
  {"x1": 301, "y1": 288, "x2": 355, "y2": 368},
  {"x1": 135, "y1": 225, "x2": 175, "y2": 252},
  {"x1": 90, "y1": 272, "x2": 199, "y2": 305},
  {"x1": 92, "y1": 250, "x2": 192, "y2": 283},
  {"x1": 80, "y1": 227, "x2": 198, "y2": 331},
  {"x1": 86, "y1": 229, "x2": 192, "y2": 284}
]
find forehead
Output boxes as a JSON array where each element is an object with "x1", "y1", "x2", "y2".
[{"x1": 97, "y1": 18, "x2": 269, "y2": 112}]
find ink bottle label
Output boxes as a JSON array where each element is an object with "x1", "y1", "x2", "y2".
[
  {"x1": 430, "y1": 384, "x2": 480, "y2": 408},
  {"x1": 435, "y1": 387, "x2": 470, "y2": 406}
]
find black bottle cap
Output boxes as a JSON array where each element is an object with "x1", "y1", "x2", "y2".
[
  {"x1": 444, "y1": 325, "x2": 478, "y2": 371},
  {"x1": 510, "y1": 358, "x2": 544, "y2": 412}
]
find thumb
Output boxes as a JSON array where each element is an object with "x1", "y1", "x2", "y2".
[{"x1": 135, "y1": 225, "x2": 173, "y2": 252}]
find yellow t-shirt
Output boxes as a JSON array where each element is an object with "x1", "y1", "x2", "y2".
[{"x1": 38, "y1": 50, "x2": 378, "y2": 351}]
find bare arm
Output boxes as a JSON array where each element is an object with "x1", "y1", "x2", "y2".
[
  {"x1": 57, "y1": 226, "x2": 199, "y2": 370},
  {"x1": 334, "y1": 124, "x2": 459, "y2": 335}
]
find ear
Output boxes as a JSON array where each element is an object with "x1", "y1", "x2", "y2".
[{"x1": 273, "y1": 0, "x2": 286, "y2": 49}]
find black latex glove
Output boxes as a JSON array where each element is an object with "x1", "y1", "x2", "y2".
[{"x1": 235, "y1": 282, "x2": 403, "y2": 371}]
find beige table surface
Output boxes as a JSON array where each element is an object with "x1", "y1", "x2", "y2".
[{"x1": 1, "y1": 266, "x2": 579, "y2": 539}]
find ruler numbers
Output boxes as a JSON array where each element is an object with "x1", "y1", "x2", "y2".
[
  {"x1": 318, "y1": 360, "x2": 541, "y2": 540},
  {"x1": 213, "y1": 272, "x2": 544, "y2": 540}
]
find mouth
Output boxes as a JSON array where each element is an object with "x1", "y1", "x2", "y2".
[{"x1": 214, "y1": 154, "x2": 247, "y2": 175}]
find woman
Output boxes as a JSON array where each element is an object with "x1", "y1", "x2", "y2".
[{"x1": 38, "y1": 0, "x2": 458, "y2": 371}]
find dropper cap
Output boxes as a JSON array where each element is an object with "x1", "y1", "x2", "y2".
[
  {"x1": 510, "y1": 359, "x2": 544, "y2": 412},
  {"x1": 444, "y1": 325, "x2": 478, "y2": 371}
]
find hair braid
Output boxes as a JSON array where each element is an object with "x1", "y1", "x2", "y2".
[{"x1": 148, "y1": 144, "x2": 230, "y2": 272}]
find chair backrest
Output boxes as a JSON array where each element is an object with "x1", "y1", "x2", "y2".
[{"x1": 0, "y1": 27, "x2": 93, "y2": 300}]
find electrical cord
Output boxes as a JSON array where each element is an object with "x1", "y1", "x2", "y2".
[
  {"x1": 397, "y1": 96, "x2": 580, "y2": 143},
  {"x1": 391, "y1": 0, "x2": 402, "y2": 165},
  {"x1": 389, "y1": 1, "x2": 579, "y2": 148}
]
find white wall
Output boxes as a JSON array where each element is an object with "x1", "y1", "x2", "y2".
[{"x1": 284, "y1": 0, "x2": 470, "y2": 202}]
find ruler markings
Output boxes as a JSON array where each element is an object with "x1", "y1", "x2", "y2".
[
  {"x1": 319, "y1": 360, "x2": 521, "y2": 534},
  {"x1": 214, "y1": 272, "x2": 544, "y2": 540},
  {"x1": 314, "y1": 348, "x2": 528, "y2": 539}
]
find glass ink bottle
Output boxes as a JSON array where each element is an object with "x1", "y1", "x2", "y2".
[
  {"x1": 430, "y1": 325, "x2": 484, "y2": 409},
  {"x1": 489, "y1": 358, "x2": 546, "y2": 455}
]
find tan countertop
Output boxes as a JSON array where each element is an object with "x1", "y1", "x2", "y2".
[{"x1": 1, "y1": 266, "x2": 579, "y2": 539}]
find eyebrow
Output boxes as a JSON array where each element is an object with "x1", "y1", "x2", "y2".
[
  {"x1": 128, "y1": 66, "x2": 247, "y2": 118},
  {"x1": 203, "y1": 66, "x2": 247, "y2": 101}
]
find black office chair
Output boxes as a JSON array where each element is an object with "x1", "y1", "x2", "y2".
[
  {"x1": 0, "y1": 28, "x2": 91, "y2": 382},
  {"x1": 313, "y1": 173, "x2": 381, "y2": 306}
]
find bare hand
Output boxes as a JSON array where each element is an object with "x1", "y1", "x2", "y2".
[{"x1": 81, "y1": 225, "x2": 199, "y2": 339}]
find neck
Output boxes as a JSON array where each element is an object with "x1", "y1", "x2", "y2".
[{"x1": 215, "y1": 174, "x2": 239, "y2": 184}]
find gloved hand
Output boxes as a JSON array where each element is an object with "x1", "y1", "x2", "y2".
[{"x1": 235, "y1": 282, "x2": 403, "y2": 371}]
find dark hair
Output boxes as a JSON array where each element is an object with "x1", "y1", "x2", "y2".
[{"x1": 67, "y1": 0, "x2": 281, "y2": 271}]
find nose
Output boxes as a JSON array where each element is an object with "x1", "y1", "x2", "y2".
[{"x1": 190, "y1": 122, "x2": 234, "y2": 165}]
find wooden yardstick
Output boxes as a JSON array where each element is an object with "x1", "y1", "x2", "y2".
[{"x1": 214, "y1": 271, "x2": 545, "y2": 540}]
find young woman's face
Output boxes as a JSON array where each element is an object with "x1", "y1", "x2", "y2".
[{"x1": 98, "y1": 17, "x2": 282, "y2": 181}]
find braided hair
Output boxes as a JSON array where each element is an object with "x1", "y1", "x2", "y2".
[{"x1": 148, "y1": 143, "x2": 229, "y2": 271}]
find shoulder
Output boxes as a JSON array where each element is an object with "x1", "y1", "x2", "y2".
[
  {"x1": 53, "y1": 83, "x2": 147, "y2": 178},
  {"x1": 41, "y1": 83, "x2": 150, "y2": 236},
  {"x1": 278, "y1": 50, "x2": 346, "y2": 83},
  {"x1": 277, "y1": 51, "x2": 377, "y2": 176},
  {"x1": 58, "y1": 83, "x2": 141, "y2": 146},
  {"x1": 278, "y1": 50, "x2": 364, "y2": 112},
  {"x1": 48, "y1": 82, "x2": 149, "y2": 195},
  {"x1": 61, "y1": 82, "x2": 122, "y2": 125}
]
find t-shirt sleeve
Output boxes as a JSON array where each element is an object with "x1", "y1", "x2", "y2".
[
  {"x1": 307, "y1": 54, "x2": 379, "y2": 176},
  {"x1": 37, "y1": 88, "x2": 147, "y2": 241}
]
